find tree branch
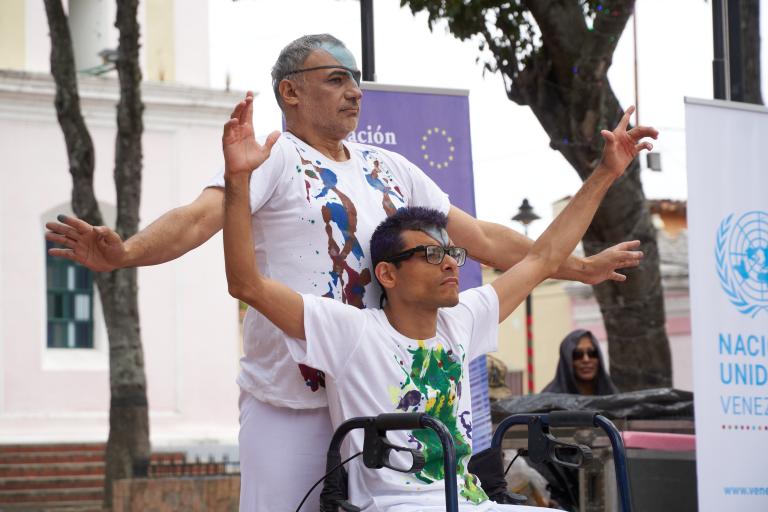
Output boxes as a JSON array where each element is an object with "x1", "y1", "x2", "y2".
[
  {"x1": 524, "y1": 0, "x2": 587, "y2": 77},
  {"x1": 588, "y1": 0, "x2": 634, "y2": 62}
]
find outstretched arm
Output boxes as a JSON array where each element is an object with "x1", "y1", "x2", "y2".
[
  {"x1": 220, "y1": 93, "x2": 305, "y2": 340},
  {"x1": 46, "y1": 178, "x2": 224, "y2": 272},
  {"x1": 491, "y1": 106, "x2": 657, "y2": 321},
  {"x1": 447, "y1": 210, "x2": 642, "y2": 284},
  {"x1": 447, "y1": 109, "x2": 654, "y2": 285}
]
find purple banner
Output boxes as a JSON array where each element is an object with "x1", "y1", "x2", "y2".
[
  {"x1": 351, "y1": 84, "x2": 481, "y2": 290},
  {"x1": 352, "y1": 84, "x2": 492, "y2": 451}
]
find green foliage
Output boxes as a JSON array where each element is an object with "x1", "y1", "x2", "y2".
[
  {"x1": 400, "y1": 1, "x2": 627, "y2": 82},
  {"x1": 401, "y1": 0, "x2": 530, "y2": 78}
]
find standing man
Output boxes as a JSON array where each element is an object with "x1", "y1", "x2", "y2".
[{"x1": 46, "y1": 34, "x2": 644, "y2": 511}]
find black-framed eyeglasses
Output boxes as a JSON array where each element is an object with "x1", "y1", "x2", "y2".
[
  {"x1": 281, "y1": 65, "x2": 362, "y2": 86},
  {"x1": 385, "y1": 245, "x2": 467, "y2": 267},
  {"x1": 572, "y1": 348, "x2": 599, "y2": 360}
]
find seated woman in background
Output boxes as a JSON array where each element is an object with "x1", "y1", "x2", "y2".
[
  {"x1": 521, "y1": 330, "x2": 619, "y2": 510},
  {"x1": 542, "y1": 329, "x2": 619, "y2": 395}
]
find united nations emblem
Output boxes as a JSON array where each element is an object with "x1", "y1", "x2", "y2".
[{"x1": 716, "y1": 211, "x2": 768, "y2": 317}]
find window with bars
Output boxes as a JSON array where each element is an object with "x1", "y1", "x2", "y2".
[{"x1": 46, "y1": 240, "x2": 94, "y2": 348}]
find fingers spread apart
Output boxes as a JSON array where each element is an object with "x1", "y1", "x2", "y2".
[
  {"x1": 616, "y1": 256, "x2": 642, "y2": 269},
  {"x1": 618, "y1": 105, "x2": 635, "y2": 131},
  {"x1": 610, "y1": 272, "x2": 628, "y2": 282},
  {"x1": 47, "y1": 247, "x2": 79, "y2": 263},
  {"x1": 635, "y1": 142, "x2": 653, "y2": 153},
  {"x1": 615, "y1": 240, "x2": 642, "y2": 251},
  {"x1": 628, "y1": 126, "x2": 659, "y2": 140},
  {"x1": 45, "y1": 232, "x2": 77, "y2": 249},
  {"x1": 55, "y1": 214, "x2": 93, "y2": 235},
  {"x1": 45, "y1": 221, "x2": 80, "y2": 241}
]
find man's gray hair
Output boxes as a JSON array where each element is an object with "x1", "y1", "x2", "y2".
[{"x1": 271, "y1": 34, "x2": 347, "y2": 107}]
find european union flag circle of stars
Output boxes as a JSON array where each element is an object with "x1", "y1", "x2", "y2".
[{"x1": 420, "y1": 127, "x2": 456, "y2": 170}]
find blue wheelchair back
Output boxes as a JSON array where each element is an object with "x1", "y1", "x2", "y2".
[{"x1": 305, "y1": 411, "x2": 632, "y2": 512}]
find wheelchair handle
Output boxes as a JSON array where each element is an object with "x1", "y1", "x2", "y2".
[
  {"x1": 491, "y1": 412, "x2": 632, "y2": 512},
  {"x1": 374, "y1": 412, "x2": 426, "y2": 431},
  {"x1": 548, "y1": 410, "x2": 599, "y2": 428},
  {"x1": 324, "y1": 414, "x2": 459, "y2": 512},
  {"x1": 375, "y1": 413, "x2": 459, "y2": 512}
]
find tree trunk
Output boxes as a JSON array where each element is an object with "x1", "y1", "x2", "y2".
[
  {"x1": 43, "y1": 0, "x2": 149, "y2": 506},
  {"x1": 508, "y1": 0, "x2": 672, "y2": 390},
  {"x1": 103, "y1": 0, "x2": 148, "y2": 507},
  {"x1": 521, "y1": 88, "x2": 671, "y2": 391},
  {"x1": 584, "y1": 160, "x2": 671, "y2": 390}
]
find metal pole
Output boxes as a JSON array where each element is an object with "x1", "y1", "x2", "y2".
[
  {"x1": 524, "y1": 225, "x2": 534, "y2": 394},
  {"x1": 632, "y1": 8, "x2": 640, "y2": 126},
  {"x1": 526, "y1": 295, "x2": 534, "y2": 394},
  {"x1": 712, "y1": 0, "x2": 731, "y2": 100},
  {"x1": 360, "y1": 0, "x2": 376, "y2": 82},
  {"x1": 726, "y1": 0, "x2": 744, "y2": 101}
]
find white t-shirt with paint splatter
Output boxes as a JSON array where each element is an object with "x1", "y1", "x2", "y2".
[
  {"x1": 208, "y1": 132, "x2": 450, "y2": 409},
  {"x1": 287, "y1": 285, "x2": 507, "y2": 511}
]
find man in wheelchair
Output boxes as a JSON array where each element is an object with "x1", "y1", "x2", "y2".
[{"x1": 222, "y1": 104, "x2": 655, "y2": 510}]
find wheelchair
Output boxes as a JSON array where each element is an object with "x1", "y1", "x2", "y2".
[{"x1": 304, "y1": 411, "x2": 632, "y2": 512}]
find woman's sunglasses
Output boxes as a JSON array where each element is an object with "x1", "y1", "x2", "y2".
[{"x1": 572, "y1": 348, "x2": 599, "y2": 360}]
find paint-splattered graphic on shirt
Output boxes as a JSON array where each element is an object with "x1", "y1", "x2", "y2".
[
  {"x1": 360, "y1": 149, "x2": 406, "y2": 216},
  {"x1": 296, "y1": 147, "x2": 371, "y2": 309},
  {"x1": 391, "y1": 340, "x2": 488, "y2": 504}
]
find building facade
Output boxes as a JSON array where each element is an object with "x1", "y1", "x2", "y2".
[{"x1": 0, "y1": 0, "x2": 243, "y2": 453}]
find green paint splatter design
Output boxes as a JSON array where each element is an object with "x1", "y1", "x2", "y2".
[{"x1": 395, "y1": 340, "x2": 488, "y2": 504}]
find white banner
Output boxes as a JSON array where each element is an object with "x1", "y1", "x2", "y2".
[{"x1": 686, "y1": 98, "x2": 768, "y2": 511}]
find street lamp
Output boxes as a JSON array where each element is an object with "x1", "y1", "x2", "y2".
[{"x1": 512, "y1": 199, "x2": 540, "y2": 395}]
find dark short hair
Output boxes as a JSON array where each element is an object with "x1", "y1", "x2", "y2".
[{"x1": 370, "y1": 207, "x2": 449, "y2": 302}]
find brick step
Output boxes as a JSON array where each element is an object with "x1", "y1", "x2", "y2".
[
  {"x1": 0, "y1": 487, "x2": 103, "y2": 505},
  {"x1": 0, "y1": 454, "x2": 104, "y2": 466},
  {"x1": 0, "y1": 502, "x2": 103, "y2": 511},
  {"x1": 0, "y1": 476, "x2": 103, "y2": 492},
  {"x1": 0, "y1": 445, "x2": 105, "y2": 455},
  {"x1": 0, "y1": 463, "x2": 104, "y2": 479},
  {"x1": 0, "y1": 452, "x2": 185, "y2": 466}
]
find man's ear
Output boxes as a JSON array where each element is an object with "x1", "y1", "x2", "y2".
[
  {"x1": 375, "y1": 262, "x2": 397, "y2": 291},
  {"x1": 278, "y1": 79, "x2": 300, "y2": 107}
]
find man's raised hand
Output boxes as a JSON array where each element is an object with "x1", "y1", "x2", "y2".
[
  {"x1": 222, "y1": 92, "x2": 280, "y2": 177},
  {"x1": 45, "y1": 215, "x2": 125, "y2": 272},
  {"x1": 581, "y1": 240, "x2": 644, "y2": 285},
  {"x1": 599, "y1": 105, "x2": 658, "y2": 178}
]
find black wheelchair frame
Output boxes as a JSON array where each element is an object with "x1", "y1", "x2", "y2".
[
  {"x1": 492, "y1": 411, "x2": 633, "y2": 512},
  {"x1": 316, "y1": 410, "x2": 632, "y2": 512},
  {"x1": 318, "y1": 412, "x2": 459, "y2": 512}
]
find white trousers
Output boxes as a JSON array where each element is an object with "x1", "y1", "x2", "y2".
[{"x1": 239, "y1": 391, "x2": 334, "y2": 512}]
